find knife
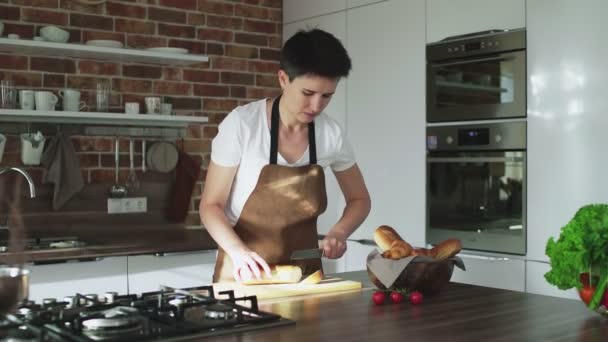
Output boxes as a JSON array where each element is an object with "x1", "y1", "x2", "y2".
[
  {"x1": 317, "y1": 234, "x2": 377, "y2": 246},
  {"x1": 290, "y1": 248, "x2": 324, "y2": 260}
]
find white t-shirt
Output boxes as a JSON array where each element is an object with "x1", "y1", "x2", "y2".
[{"x1": 211, "y1": 98, "x2": 356, "y2": 225}]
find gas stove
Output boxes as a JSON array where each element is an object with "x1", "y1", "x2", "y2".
[{"x1": 0, "y1": 285, "x2": 294, "y2": 341}]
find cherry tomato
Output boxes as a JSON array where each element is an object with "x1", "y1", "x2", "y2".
[
  {"x1": 390, "y1": 291, "x2": 403, "y2": 304},
  {"x1": 372, "y1": 291, "x2": 386, "y2": 305},
  {"x1": 579, "y1": 286, "x2": 595, "y2": 305},
  {"x1": 409, "y1": 291, "x2": 423, "y2": 305}
]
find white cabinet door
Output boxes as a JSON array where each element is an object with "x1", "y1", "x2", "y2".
[
  {"x1": 127, "y1": 251, "x2": 216, "y2": 293},
  {"x1": 346, "y1": 0, "x2": 426, "y2": 248},
  {"x1": 28, "y1": 257, "x2": 128, "y2": 302},
  {"x1": 526, "y1": 0, "x2": 608, "y2": 262},
  {"x1": 347, "y1": 0, "x2": 386, "y2": 9},
  {"x1": 525, "y1": 260, "x2": 579, "y2": 300},
  {"x1": 451, "y1": 254, "x2": 525, "y2": 292},
  {"x1": 426, "y1": 0, "x2": 526, "y2": 43},
  {"x1": 283, "y1": 0, "x2": 346, "y2": 24},
  {"x1": 283, "y1": 12, "x2": 349, "y2": 274}
]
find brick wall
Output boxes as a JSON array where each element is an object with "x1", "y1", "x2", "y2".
[{"x1": 0, "y1": 0, "x2": 282, "y2": 228}]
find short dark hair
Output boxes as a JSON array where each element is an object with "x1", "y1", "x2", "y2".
[{"x1": 280, "y1": 28, "x2": 352, "y2": 81}]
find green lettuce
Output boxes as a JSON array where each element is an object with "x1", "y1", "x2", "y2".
[{"x1": 544, "y1": 204, "x2": 608, "y2": 290}]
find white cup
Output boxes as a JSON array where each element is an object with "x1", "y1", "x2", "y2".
[
  {"x1": 125, "y1": 102, "x2": 140, "y2": 114},
  {"x1": 59, "y1": 88, "x2": 86, "y2": 112},
  {"x1": 144, "y1": 97, "x2": 161, "y2": 114},
  {"x1": 160, "y1": 103, "x2": 173, "y2": 115},
  {"x1": 34, "y1": 91, "x2": 58, "y2": 111},
  {"x1": 19, "y1": 90, "x2": 35, "y2": 110}
]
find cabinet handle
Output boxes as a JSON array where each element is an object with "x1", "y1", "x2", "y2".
[
  {"x1": 28, "y1": 257, "x2": 104, "y2": 266},
  {"x1": 459, "y1": 254, "x2": 511, "y2": 262},
  {"x1": 153, "y1": 250, "x2": 215, "y2": 257}
]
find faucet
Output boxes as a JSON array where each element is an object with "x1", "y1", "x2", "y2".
[{"x1": 0, "y1": 167, "x2": 36, "y2": 198}]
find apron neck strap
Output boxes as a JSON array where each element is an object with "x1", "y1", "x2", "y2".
[{"x1": 270, "y1": 96, "x2": 317, "y2": 165}]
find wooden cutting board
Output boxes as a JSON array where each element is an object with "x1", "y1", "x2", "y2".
[{"x1": 212, "y1": 276, "x2": 362, "y2": 300}]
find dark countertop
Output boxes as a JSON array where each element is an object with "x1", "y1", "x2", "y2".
[
  {"x1": 0, "y1": 228, "x2": 217, "y2": 264},
  {"x1": 203, "y1": 271, "x2": 607, "y2": 342}
]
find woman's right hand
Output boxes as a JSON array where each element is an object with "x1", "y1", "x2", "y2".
[{"x1": 229, "y1": 249, "x2": 272, "y2": 282}]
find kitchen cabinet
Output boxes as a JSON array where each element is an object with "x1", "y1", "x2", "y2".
[
  {"x1": 426, "y1": 0, "x2": 526, "y2": 43},
  {"x1": 28, "y1": 256, "x2": 128, "y2": 302},
  {"x1": 525, "y1": 260, "x2": 579, "y2": 300},
  {"x1": 127, "y1": 251, "x2": 216, "y2": 293},
  {"x1": 283, "y1": 0, "x2": 426, "y2": 272},
  {"x1": 283, "y1": 0, "x2": 346, "y2": 24},
  {"x1": 283, "y1": 12, "x2": 348, "y2": 274},
  {"x1": 346, "y1": 0, "x2": 426, "y2": 253},
  {"x1": 450, "y1": 253, "x2": 525, "y2": 292}
]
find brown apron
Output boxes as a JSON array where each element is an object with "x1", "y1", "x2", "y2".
[{"x1": 213, "y1": 96, "x2": 327, "y2": 283}]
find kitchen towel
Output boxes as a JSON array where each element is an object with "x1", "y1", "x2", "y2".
[
  {"x1": 40, "y1": 132, "x2": 84, "y2": 210},
  {"x1": 166, "y1": 150, "x2": 201, "y2": 222}
]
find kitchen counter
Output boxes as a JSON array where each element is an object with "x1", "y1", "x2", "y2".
[
  {"x1": 204, "y1": 271, "x2": 607, "y2": 342},
  {"x1": 0, "y1": 228, "x2": 217, "y2": 264}
]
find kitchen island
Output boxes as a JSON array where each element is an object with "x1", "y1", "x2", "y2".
[{"x1": 205, "y1": 271, "x2": 608, "y2": 342}]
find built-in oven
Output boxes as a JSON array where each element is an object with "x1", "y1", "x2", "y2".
[
  {"x1": 427, "y1": 29, "x2": 526, "y2": 122},
  {"x1": 426, "y1": 121, "x2": 526, "y2": 255}
]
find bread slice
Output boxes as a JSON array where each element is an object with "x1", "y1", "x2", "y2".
[{"x1": 300, "y1": 270, "x2": 324, "y2": 284}]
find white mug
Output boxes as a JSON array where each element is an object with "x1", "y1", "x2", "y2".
[
  {"x1": 34, "y1": 91, "x2": 58, "y2": 111},
  {"x1": 160, "y1": 103, "x2": 173, "y2": 115},
  {"x1": 19, "y1": 90, "x2": 35, "y2": 110},
  {"x1": 144, "y1": 97, "x2": 161, "y2": 114},
  {"x1": 59, "y1": 88, "x2": 86, "y2": 112},
  {"x1": 125, "y1": 102, "x2": 140, "y2": 114}
]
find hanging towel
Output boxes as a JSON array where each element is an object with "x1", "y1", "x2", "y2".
[
  {"x1": 167, "y1": 151, "x2": 201, "y2": 222},
  {"x1": 40, "y1": 132, "x2": 84, "y2": 211}
]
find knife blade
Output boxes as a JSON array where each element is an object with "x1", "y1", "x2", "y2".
[
  {"x1": 290, "y1": 248, "x2": 324, "y2": 260},
  {"x1": 317, "y1": 234, "x2": 377, "y2": 246}
]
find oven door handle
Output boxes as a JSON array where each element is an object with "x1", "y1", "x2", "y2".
[
  {"x1": 432, "y1": 55, "x2": 512, "y2": 68},
  {"x1": 427, "y1": 156, "x2": 524, "y2": 163}
]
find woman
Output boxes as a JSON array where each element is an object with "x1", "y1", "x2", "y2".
[{"x1": 200, "y1": 29, "x2": 371, "y2": 283}]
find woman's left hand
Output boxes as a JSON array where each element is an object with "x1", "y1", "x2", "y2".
[{"x1": 319, "y1": 233, "x2": 347, "y2": 259}]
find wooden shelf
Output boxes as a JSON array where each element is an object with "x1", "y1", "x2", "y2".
[
  {"x1": 0, "y1": 109, "x2": 208, "y2": 128},
  {"x1": 0, "y1": 38, "x2": 209, "y2": 65}
]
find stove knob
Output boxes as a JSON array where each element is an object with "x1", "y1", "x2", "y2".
[
  {"x1": 446, "y1": 136, "x2": 454, "y2": 144},
  {"x1": 42, "y1": 298, "x2": 57, "y2": 307},
  {"x1": 63, "y1": 296, "x2": 78, "y2": 308},
  {"x1": 85, "y1": 294, "x2": 99, "y2": 306},
  {"x1": 104, "y1": 291, "x2": 118, "y2": 304}
]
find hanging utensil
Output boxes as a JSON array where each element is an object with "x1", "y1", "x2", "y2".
[
  {"x1": 109, "y1": 138, "x2": 127, "y2": 198},
  {"x1": 126, "y1": 138, "x2": 139, "y2": 192},
  {"x1": 141, "y1": 139, "x2": 146, "y2": 173}
]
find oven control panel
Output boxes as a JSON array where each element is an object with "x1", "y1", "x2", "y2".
[{"x1": 427, "y1": 121, "x2": 526, "y2": 151}]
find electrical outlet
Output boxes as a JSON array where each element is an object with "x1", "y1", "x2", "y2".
[{"x1": 107, "y1": 197, "x2": 147, "y2": 214}]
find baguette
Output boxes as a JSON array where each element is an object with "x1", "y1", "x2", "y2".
[
  {"x1": 241, "y1": 265, "x2": 302, "y2": 285},
  {"x1": 381, "y1": 240, "x2": 413, "y2": 260},
  {"x1": 430, "y1": 239, "x2": 462, "y2": 261},
  {"x1": 411, "y1": 248, "x2": 432, "y2": 257},
  {"x1": 374, "y1": 225, "x2": 405, "y2": 251}
]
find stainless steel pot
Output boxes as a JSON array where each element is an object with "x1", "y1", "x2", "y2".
[{"x1": 0, "y1": 267, "x2": 29, "y2": 315}]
